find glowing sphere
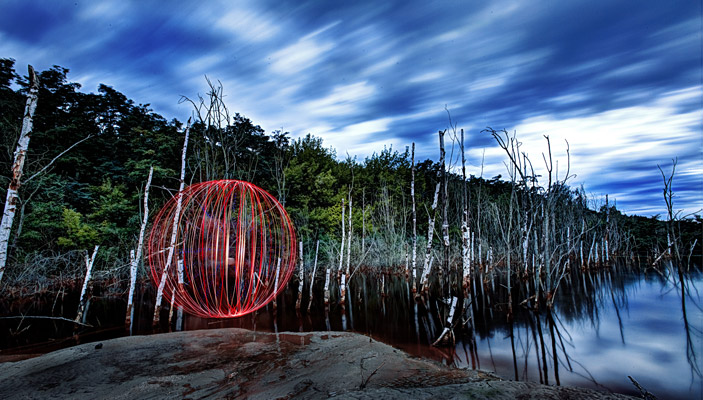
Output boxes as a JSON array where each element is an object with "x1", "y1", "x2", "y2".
[{"x1": 147, "y1": 180, "x2": 296, "y2": 318}]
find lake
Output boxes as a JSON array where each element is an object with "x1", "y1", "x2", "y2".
[{"x1": 1, "y1": 263, "x2": 700, "y2": 399}]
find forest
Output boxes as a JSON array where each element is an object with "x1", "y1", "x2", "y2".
[{"x1": 0, "y1": 59, "x2": 700, "y2": 334}]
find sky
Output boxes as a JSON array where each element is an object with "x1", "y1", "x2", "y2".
[{"x1": 0, "y1": 0, "x2": 700, "y2": 217}]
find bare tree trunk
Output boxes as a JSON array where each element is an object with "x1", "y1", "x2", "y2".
[
  {"x1": 522, "y1": 211, "x2": 530, "y2": 275},
  {"x1": 421, "y1": 183, "x2": 440, "y2": 295},
  {"x1": 346, "y1": 192, "x2": 352, "y2": 277},
  {"x1": 338, "y1": 197, "x2": 346, "y2": 303},
  {"x1": 126, "y1": 167, "x2": 153, "y2": 328},
  {"x1": 0, "y1": 66, "x2": 38, "y2": 283},
  {"x1": 168, "y1": 292, "x2": 175, "y2": 329},
  {"x1": 440, "y1": 130, "x2": 449, "y2": 276},
  {"x1": 605, "y1": 194, "x2": 610, "y2": 264},
  {"x1": 420, "y1": 132, "x2": 445, "y2": 295},
  {"x1": 460, "y1": 130, "x2": 470, "y2": 288},
  {"x1": 405, "y1": 244, "x2": 409, "y2": 279},
  {"x1": 76, "y1": 246, "x2": 99, "y2": 323},
  {"x1": 273, "y1": 257, "x2": 281, "y2": 311},
  {"x1": 411, "y1": 143, "x2": 417, "y2": 293},
  {"x1": 542, "y1": 201, "x2": 551, "y2": 292},
  {"x1": 324, "y1": 263, "x2": 331, "y2": 306},
  {"x1": 432, "y1": 296, "x2": 458, "y2": 346},
  {"x1": 420, "y1": 255, "x2": 434, "y2": 291},
  {"x1": 595, "y1": 242, "x2": 600, "y2": 266},
  {"x1": 153, "y1": 119, "x2": 190, "y2": 325},
  {"x1": 296, "y1": 240, "x2": 304, "y2": 310},
  {"x1": 308, "y1": 239, "x2": 319, "y2": 311},
  {"x1": 566, "y1": 226, "x2": 571, "y2": 271}
]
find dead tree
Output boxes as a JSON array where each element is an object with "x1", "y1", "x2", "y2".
[
  {"x1": 657, "y1": 158, "x2": 680, "y2": 261},
  {"x1": 126, "y1": 166, "x2": 153, "y2": 328},
  {"x1": 153, "y1": 119, "x2": 191, "y2": 325},
  {"x1": 339, "y1": 196, "x2": 347, "y2": 304},
  {"x1": 432, "y1": 296, "x2": 458, "y2": 346},
  {"x1": 411, "y1": 143, "x2": 417, "y2": 292},
  {"x1": 296, "y1": 240, "x2": 304, "y2": 310},
  {"x1": 75, "y1": 246, "x2": 100, "y2": 324},
  {"x1": 271, "y1": 131, "x2": 290, "y2": 206},
  {"x1": 460, "y1": 130, "x2": 471, "y2": 288},
  {"x1": 307, "y1": 239, "x2": 320, "y2": 311},
  {"x1": 440, "y1": 130, "x2": 449, "y2": 283},
  {"x1": 0, "y1": 66, "x2": 38, "y2": 283},
  {"x1": 339, "y1": 199, "x2": 351, "y2": 304},
  {"x1": 346, "y1": 190, "x2": 352, "y2": 278},
  {"x1": 420, "y1": 131, "x2": 445, "y2": 295}
]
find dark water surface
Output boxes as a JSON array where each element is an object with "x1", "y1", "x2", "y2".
[{"x1": 1, "y1": 266, "x2": 701, "y2": 399}]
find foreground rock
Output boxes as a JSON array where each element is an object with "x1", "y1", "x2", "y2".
[{"x1": 0, "y1": 328, "x2": 634, "y2": 399}]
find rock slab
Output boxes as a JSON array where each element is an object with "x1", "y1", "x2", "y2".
[{"x1": 0, "y1": 328, "x2": 634, "y2": 399}]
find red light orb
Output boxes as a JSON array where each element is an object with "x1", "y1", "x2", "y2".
[{"x1": 147, "y1": 180, "x2": 296, "y2": 318}]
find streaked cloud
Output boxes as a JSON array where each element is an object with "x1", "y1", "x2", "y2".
[{"x1": 0, "y1": 0, "x2": 698, "y2": 216}]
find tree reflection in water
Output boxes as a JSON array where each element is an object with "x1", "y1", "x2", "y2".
[
  {"x1": 184, "y1": 262, "x2": 698, "y2": 399},
  {"x1": 1, "y1": 262, "x2": 700, "y2": 399}
]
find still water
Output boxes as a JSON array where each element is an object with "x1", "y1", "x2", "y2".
[{"x1": 1, "y1": 265, "x2": 701, "y2": 399}]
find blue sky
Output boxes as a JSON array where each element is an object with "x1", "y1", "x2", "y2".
[{"x1": 0, "y1": 0, "x2": 700, "y2": 217}]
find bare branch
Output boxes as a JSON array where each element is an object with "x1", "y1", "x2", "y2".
[{"x1": 25, "y1": 134, "x2": 92, "y2": 184}]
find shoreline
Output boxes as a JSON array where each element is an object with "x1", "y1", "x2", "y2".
[{"x1": 0, "y1": 328, "x2": 636, "y2": 399}]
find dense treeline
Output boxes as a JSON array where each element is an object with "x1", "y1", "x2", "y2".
[{"x1": 0, "y1": 59, "x2": 700, "y2": 293}]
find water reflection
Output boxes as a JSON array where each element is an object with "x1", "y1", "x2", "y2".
[
  {"x1": 451, "y1": 263, "x2": 702, "y2": 400},
  {"x1": 1, "y1": 263, "x2": 700, "y2": 399}
]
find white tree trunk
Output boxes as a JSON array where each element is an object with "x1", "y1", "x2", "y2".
[
  {"x1": 296, "y1": 240, "x2": 304, "y2": 310},
  {"x1": 440, "y1": 131, "x2": 449, "y2": 248},
  {"x1": 421, "y1": 182, "x2": 440, "y2": 294},
  {"x1": 432, "y1": 296, "x2": 458, "y2": 346},
  {"x1": 75, "y1": 245, "x2": 99, "y2": 323},
  {"x1": 420, "y1": 255, "x2": 434, "y2": 292},
  {"x1": 308, "y1": 239, "x2": 319, "y2": 311},
  {"x1": 346, "y1": 193, "x2": 352, "y2": 276},
  {"x1": 168, "y1": 292, "x2": 175, "y2": 328},
  {"x1": 127, "y1": 249, "x2": 135, "y2": 331},
  {"x1": 604, "y1": 237, "x2": 609, "y2": 263},
  {"x1": 362, "y1": 188, "x2": 366, "y2": 254},
  {"x1": 472, "y1": 231, "x2": 476, "y2": 265},
  {"x1": 522, "y1": 226, "x2": 529, "y2": 275},
  {"x1": 405, "y1": 247, "x2": 409, "y2": 279},
  {"x1": 126, "y1": 167, "x2": 153, "y2": 327},
  {"x1": 460, "y1": 130, "x2": 470, "y2": 286},
  {"x1": 273, "y1": 257, "x2": 281, "y2": 311},
  {"x1": 339, "y1": 197, "x2": 346, "y2": 303},
  {"x1": 0, "y1": 66, "x2": 39, "y2": 283},
  {"x1": 411, "y1": 143, "x2": 417, "y2": 292},
  {"x1": 154, "y1": 120, "x2": 190, "y2": 324},
  {"x1": 462, "y1": 225, "x2": 470, "y2": 283},
  {"x1": 324, "y1": 265, "x2": 331, "y2": 306}
]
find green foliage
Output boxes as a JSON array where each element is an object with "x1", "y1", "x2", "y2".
[
  {"x1": 0, "y1": 60, "x2": 697, "y2": 280},
  {"x1": 88, "y1": 179, "x2": 133, "y2": 245},
  {"x1": 57, "y1": 208, "x2": 98, "y2": 249}
]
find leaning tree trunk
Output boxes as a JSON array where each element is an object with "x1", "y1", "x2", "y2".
[
  {"x1": 421, "y1": 182, "x2": 440, "y2": 295},
  {"x1": 75, "y1": 245, "x2": 100, "y2": 324},
  {"x1": 0, "y1": 66, "x2": 39, "y2": 283},
  {"x1": 307, "y1": 239, "x2": 320, "y2": 311},
  {"x1": 126, "y1": 167, "x2": 153, "y2": 329},
  {"x1": 420, "y1": 133, "x2": 444, "y2": 295},
  {"x1": 153, "y1": 119, "x2": 190, "y2": 325}
]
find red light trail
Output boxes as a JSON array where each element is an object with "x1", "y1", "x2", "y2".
[{"x1": 147, "y1": 180, "x2": 296, "y2": 318}]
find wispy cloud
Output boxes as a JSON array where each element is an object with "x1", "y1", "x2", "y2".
[{"x1": 0, "y1": 0, "x2": 698, "y2": 216}]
